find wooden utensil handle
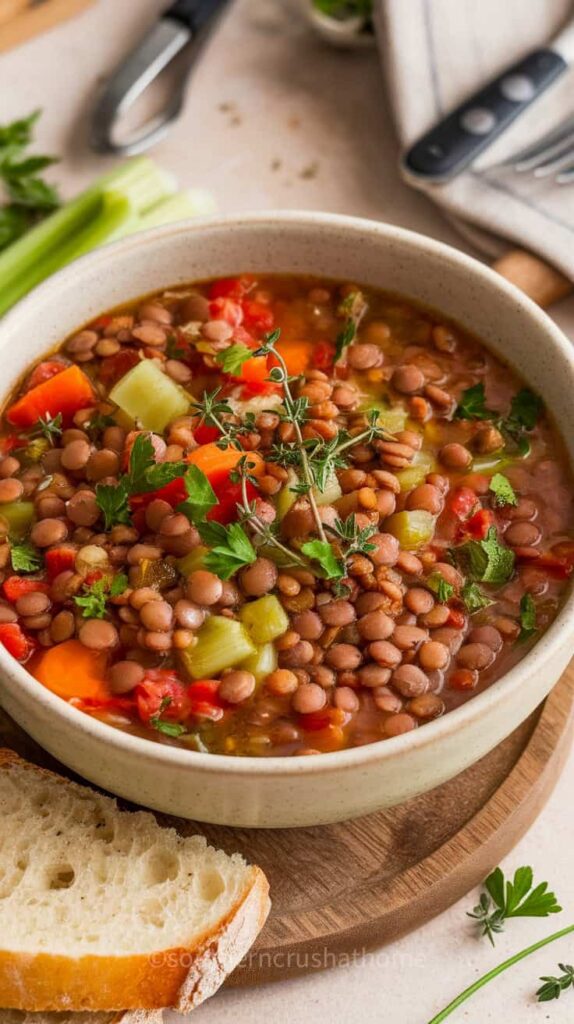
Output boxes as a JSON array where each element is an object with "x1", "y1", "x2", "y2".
[{"x1": 493, "y1": 250, "x2": 572, "y2": 308}]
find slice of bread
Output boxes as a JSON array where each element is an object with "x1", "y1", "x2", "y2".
[
  {"x1": 0, "y1": 750, "x2": 270, "y2": 1014},
  {"x1": 2, "y1": 1012, "x2": 163, "y2": 1023}
]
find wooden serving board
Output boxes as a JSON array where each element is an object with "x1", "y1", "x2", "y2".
[{"x1": 1, "y1": 663, "x2": 573, "y2": 986}]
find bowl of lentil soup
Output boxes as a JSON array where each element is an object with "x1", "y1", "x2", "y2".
[{"x1": 0, "y1": 212, "x2": 573, "y2": 828}]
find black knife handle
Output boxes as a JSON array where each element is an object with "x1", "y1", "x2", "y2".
[
  {"x1": 165, "y1": 0, "x2": 229, "y2": 34},
  {"x1": 403, "y1": 48, "x2": 567, "y2": 182}
]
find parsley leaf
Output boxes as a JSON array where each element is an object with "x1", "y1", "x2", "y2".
[
  {"x1": 95, "y1": 480, "x2": 131, "y2": 531},
  {"x1": 461, "y1": 581, "x2": 493, "y2": 613},
  {"x1": 197, "y1": 520, "x2": 257, "y2": 579},
  {"x1": 300, "y1": 539, "x2": 345, "y2": 579},
  {"x1": 518, "y1": 592, "x2": 537, "y2": 642},
  {"x1": 455, "y1": 383, "x2": 494, "y2": 421},
  {"x1": 467, "y1": 865, "x2": 562, "y2": 946},
  {"x1": 488, "y1": 472, "x2": 517, "y2": 507},
  {"x1": 10, "y1": 539, "x2": 43, "y2": 573},
  {"x1": 507, "y1": 388, "x2": 543, "y2": 432},
  {"x1": 452, "y1": 528, "x2": 515, "y2": 585},
  {"x1": 215, "y1": 343, "x2": 255, "y2": 376},
  {"x1": 426, "y1": 572, "x2": 454, "y2": 603},
  {"x1": 177, "y1": 465, "x2": 218, "y2": 525},
  {"x1": 74, "y1": 573, "x2": 128, "y2": 619},
  {"x1": 127, "y1": 434, "x2": 186, "y2": 495}
]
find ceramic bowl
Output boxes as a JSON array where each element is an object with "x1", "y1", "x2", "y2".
[{"x1": 0, "y1": 212, "x2": 573, "y2": 828}]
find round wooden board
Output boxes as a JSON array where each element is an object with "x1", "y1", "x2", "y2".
[{"x1": 1, "y1": 663, "x2": 573, "y2": 988}]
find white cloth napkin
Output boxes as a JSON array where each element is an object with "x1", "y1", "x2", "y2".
[{"x1": 374, "y1": 0, "x2": 574, "y2": 279}]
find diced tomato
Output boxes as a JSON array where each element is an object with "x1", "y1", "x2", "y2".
[
  {"x1": 448, "y1": 486, "x2": 480, "y2": 521},
  {"x1": 71, "y1": 695, "x2": 136, "y2": 714},
  {"x1": 460, "y1": 508, "x2": 494, "y2": 540},
  {"x1": 449, "y1": 668, "x2": 478, "y2": 691},
  {"x1": 26, "y1": 360, "x2": 67, "y2": 390},
  {"x1": 187, "y1": 679, "x2": 225, "y2": 720},
  {"x1": 238, "y1": 354, "x2": 270, "y2": 386},
  {"x1": 6, "y1": 364, "x2": 95, "y2": 428},
  {"x1": 89, "y1": 314, "x2": 113, "y2": 331},
  {"x1": 208, "y1": 477, "x2": 258, "y2": 525},
  {"x1": 45, "y1": 546, "x2": 77, "y2": 582},
  {"x1": 98, "y1": 348, "x2": 141, "y2": 386},
  {"x1": 447, "y1": 607, "x2": 467, "y2": 629},
  {"x1": 526, "y1": 553, "x2": 573, "y2": 579},
  {"x1": 129, "y1": 475, "x2": 187, "y2": 513},
  {"x1": 209, "y1": 296, "x2": 243, "y2": 327},
  {"x1": 208, "y1": 275, "x2": 254, "y2": 301},
  {"x1": 193, "y1": 424, "x2": 221, "y2": 446},
  {"x1": 241, "y1": 300, "x2": 274, "y2": 334},
  {"x1": 3, "y1": 577, "x2": 50, "y2": 603},
  {"x1": 232, "y1": 325, "x2": 256, "y2": 347},
  {"x1": 312, "y1": 340, "x2": 336, "y2": 371},
  {"x1": 0, "y1": 623, "x2": 33, "y2": 661},
  {"x1": 135, "y1": 669, "x2": 192, "y2": 725}
]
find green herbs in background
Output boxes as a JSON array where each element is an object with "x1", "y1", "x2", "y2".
[
  {"x1": 518, "y1": 593, "x2": 538, "y2": 643},
  {"x1": 74, "y1": 574, "x2": 128, "y2": 619},
  {"x1": 455, "y1": 384, "x2": 543, "y2": 458},
  {"x1": 0, "y1": 111, "x2": 60, "y2": 252},
  {"x1": 0, "y1": 111, "x2": 215, "y2": 318},
  {"x1": 537, "y1": 963, "x2": 574, "y2": 1002},
  {"x1": 312, "y1": 0, "x2": 373, "y2": 21},
  {"x1": 467, "y1": 866, "x2": 561, "y2": 946},
  {"x1": 427, "y1": 866, "x2": 571, "y2": 1023}
]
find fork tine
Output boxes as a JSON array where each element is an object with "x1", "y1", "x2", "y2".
[
  {"x1": 532, "y1": 140, "x2": 574, "y2": 177},
  {"x1": 503, "y1": 114, "x2": 574, "y2": 171},
  {"x1": 515, "y1": 123, "x2": 574, "y2": 172}
]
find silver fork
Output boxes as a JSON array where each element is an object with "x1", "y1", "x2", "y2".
[{"x1": 501, "y1": 113, "x2": 574, "y2": 184}]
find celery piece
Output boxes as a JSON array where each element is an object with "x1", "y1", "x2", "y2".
[
  {"x1": 395, "y1": 449, "x2": 436, "y2": 492},
  {"x1": 179, "y1": 616, "x2": 255, "y2": 679},
  {"x1": 240, "y1": 595, "x2": 289, "y2": 645},
  {"x1": 276, "y1": 469, "x2": 298, "y2": 521},
  {"x1": 386, "y1": 510, "x2": 436, "y2": 550},
  {"x1": 110, "y1": 358, "x2": 189, "y2": 433},
  {"x1": 362, "y1": 400, "x2": 407, "y2": 434},
  {"x1": 240, "y1": 642, "x2": 277, "y2": 682},
  {"x1": 0, "y1": 501, "x2": 35, "y2": 538},
  {"x1": 133, "y1": 189, "x2": 217, "y2": 230},
  {"x1": 176, "y1": 546, "x2": 209, "y2": 576},
  {"x1": 0, "y1": 158, "x2": 174, "y2": 315}
]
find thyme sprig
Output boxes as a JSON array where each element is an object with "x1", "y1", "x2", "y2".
[
  {"x1": 233, "y1": 458, "x2": 310, "y2": 570},
  {"x1": 189, "y1": 387, "x2": 256, "y2": 450}
]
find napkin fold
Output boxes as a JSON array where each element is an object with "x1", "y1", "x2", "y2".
[{"x1": 374, "y1": 0, "x2": 574, "y2": 279}]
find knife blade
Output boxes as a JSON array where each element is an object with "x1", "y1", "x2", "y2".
[
  {"x1": 91, "y1": 0, "x2": 231, "y2": 156},
  {"x1": 403, "y1": 15, "x2": 574, "y2": 183}
]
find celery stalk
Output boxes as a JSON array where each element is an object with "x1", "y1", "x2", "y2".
[
  {"x1": 179, "y1": 616, "x2": 255, "y2": 679},
  {"x1": 240, "y1": 595, "x2": 289, "y2": 644},
  {"x1": 0, "y1": 501, "x2": 35, "y2": 538},
  {"x1": 133, "y1": 189, "x2": 216, "y2": 231},
  {"x1": 110, "y1": 358, "x2": 189, "y2": 432},
  {"x1": 240, "y1": 643, "x2": 277, "y2": 682}
]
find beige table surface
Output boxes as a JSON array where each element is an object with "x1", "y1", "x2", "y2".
[{"x1": 1, "y1": 1, "x2": 574, "y2": 1021}]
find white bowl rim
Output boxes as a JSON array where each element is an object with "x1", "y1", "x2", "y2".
[{"x1": 1, "y1": 209, "x2": 573, "y2": 779}]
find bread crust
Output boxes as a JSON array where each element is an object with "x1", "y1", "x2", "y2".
[{"x1": 0, "y1": 750, "x2": 270, "y2": 1013}]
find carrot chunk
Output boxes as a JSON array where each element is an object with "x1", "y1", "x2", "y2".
[
  {"x1": 29, "y1": 639, "x2": 110, "y2": 701},
  {"x1": 6, "y1": 364, "x2": 95, "y2": 427}
]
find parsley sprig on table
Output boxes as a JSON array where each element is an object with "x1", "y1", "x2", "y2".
[
  {"x1": 467, "y1": 866, "x2": 561, "y2": 946},
  {"x1": 0, "y1": 111, "x2": 60, "y2": 252}
]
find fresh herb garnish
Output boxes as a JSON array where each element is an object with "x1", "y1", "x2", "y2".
[
  {"x1": 488, "y1": 472, "x2": 517, "y2": 507},
  {"x1": 507, "y1": 388, "x2": 543, "y2": 432},
  {"x1": 215, "y1": 343, "x2": 254, "y2": 376},
  {"x1": 126, "y1": 433, "x2": 185, "y2": 495},
  {"x1": 461, "y1": 581, "x2": 493, "y2": 613},
  {"x1": 300, "y1": 539, "x2": 345, "y2": 580},
  {"x1": 537, "y1": 963, "x2": 574, "y2": 1002},
  {"x1": 467, "y1": 866, "x2": 561, "y2": 946},
  {"x1": 197, "y1": 520, "x2": 257, "y2": 579},
  {"x1": 452, "y1": 528, "x2": 515, "y2": 585},
  {"x1": 334, "y1": 290, "x2": 368, "y2": 363},
  {"x1": 426, "y1": 573, "x2": 455, "y2": 603},
  {"x1": 518, "y1": 592, "x2": 537, "y2": 643},
  {"x1": 177, "y1": 464, "x2": 218, "y2": 525},
  {"x1": 36, "y1": 412, "x2": 63, "y2": 444},
  {"x1": 95, "y1": 481, "x2": 131, "y2": 531},
  {"x1": 83, "y1": 410, "x2": 115, "y2": 439},
  {"x1": 149, "y1": 696, "x2": 187, "y2": 738},
  {"x1": 327, "y1": 514, "x2": 377, "y2": 558},
  {"x1": 9, "y1": 539, "x2": 43, "y2": 573},
  {"x1": 189, "y1": 387, "x2": 255, "y2": 451},
  {"x1": 0, "y1": 111, "x2": 60, "y2": 252},
  {"x1": 455, "y1": 383, "x2": 494, "y2": 421},
  {"x1": 74, "y1": 573, "x2": 128, "y2": 619}
]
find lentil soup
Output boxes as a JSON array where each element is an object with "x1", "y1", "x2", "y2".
[{"x1": 1, "y1": 274, "x2": 572, "y2": 757}]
